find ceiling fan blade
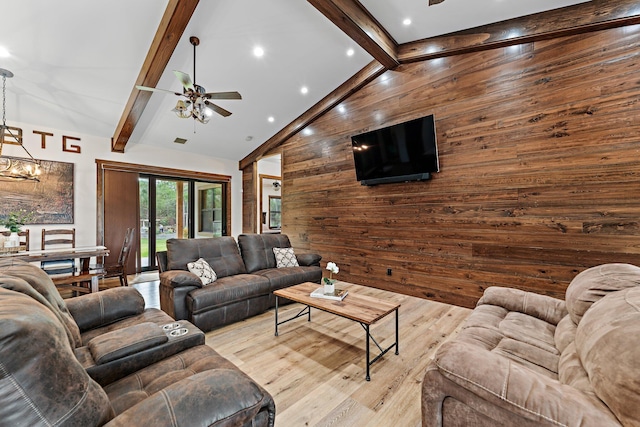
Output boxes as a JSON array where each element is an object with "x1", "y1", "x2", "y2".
[
  {"x1": 429, "y1": 0, "x2": 445, "y2": 4},
  {"x1": 204, "y1": 91, "x2": 242, "y2": 100},
  {"x1": 204, "y1": 100, "x2": 232, "y2": 117},
  {"x1": 173, "y1": 70, "x2": 195, "y2": 91},
  {"x1": 136, "y1": 85, "x2": 183, "y2": 96}
]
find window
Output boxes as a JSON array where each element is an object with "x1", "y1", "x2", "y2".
[
  {"x1": 269, "y1": 196, "x2": 281, "y2": 230},
  {"x1": 199, "y1": 184, "x2": 223, "y2": 235}
]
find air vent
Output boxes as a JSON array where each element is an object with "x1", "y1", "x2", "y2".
[{"x1": 174, "y1": 137, "x2": 187, "y2": 144}]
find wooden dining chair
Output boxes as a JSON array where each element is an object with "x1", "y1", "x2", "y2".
[
  {"x1": 40, "y1": 228, "x2": 76, "y2": 275},
  {"x1": 1, "y1": 229, "x2": 29, "y2": 250},
  {"x1": 96, "y1": 227, "x2": 136, "y2": 287}
]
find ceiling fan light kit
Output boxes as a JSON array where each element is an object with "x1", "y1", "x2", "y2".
[{"x1": 136, "y1": 36, "x2": 241, "y2": 124}]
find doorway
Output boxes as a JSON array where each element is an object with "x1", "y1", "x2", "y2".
[{"x1": 257, "y1": 154, "x2": 282, "y2": 233}]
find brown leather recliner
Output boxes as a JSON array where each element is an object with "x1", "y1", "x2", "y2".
[
  {"x1": 0, "y1": 259, "x2": 275, "y2": 426},
  {"x1": 422, "y1": 263, "x2": 640, "y2": 426}
]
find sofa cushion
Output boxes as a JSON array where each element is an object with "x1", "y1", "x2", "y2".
[
  {"x1": 575, "y1": 286, "x2": 640, "y2": 425},
  {"x1": 296, "y1": 252, "x2": 321, "y2": 267},
  {"x1": 78, "y1": 307, "x2": 174, "y2": 345},
  {"x1": 0, "y1": 258, "x2": 82, "y2": 348},
  {"x1": 187, "y1": 274, "x2": 271, "y2": 314},
  {"x1": 273, "y1": 247, "x2": 299, "y2": 268},
  {"x1": 166, "y1": 237, "x2": 246, "y2": 278},
  {"x1": 104, "y1": 345, "x2": 241, "y2": 414},
  {"x1": 88, "y1": 322, "x2": 169, "y2": 365},
  {"x1": 253, "y1": 266, "x2": 322, "y2": 292},
  {"x1": 66, "y1": 286, "x2": 146, "y2": 333},
  {"x1": 430, "y1": 340, "x2": 620, "y2": 426},
  {"x1": 105, "y1": 370, "x2": 268, "y2": 427},
  {"x1": 0, "y1": 287, "x2": 112, "y2": 426},
  {"x1": 187, "y1": 258, "x2": 217, "y2": 285},
  {"x1": 565, "y1": 263, "x2": 640, "y2": 325},
  {"x1": 458, "y1": 304, "x2": 561, "y2": 379},
  {"x1": 238, "y1": 234, "x2": 293, "y2": 273}
]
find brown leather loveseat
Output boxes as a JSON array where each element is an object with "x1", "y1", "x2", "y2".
[
  {"x1": 0, "y1": 258, "x2": 275, "y2": 426},
  {"x1": 422, "y1": 263, "x2": 640, "y2": 426},
  {"x1": 157, "y1": 233, "x2": 322, "y2": 331}
]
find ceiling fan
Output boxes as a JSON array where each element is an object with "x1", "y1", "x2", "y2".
[
  {"x1": 429, "y1": 0, "x2": 445, "y2": 5},
  {"x1": 136, "y1": 36, "x2": 241, "y2": 124}
]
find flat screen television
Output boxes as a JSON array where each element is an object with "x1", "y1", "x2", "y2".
[{"x1": 351, "y1": 114, "x2": 439, "y2": 186}]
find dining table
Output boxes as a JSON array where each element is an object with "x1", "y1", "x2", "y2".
[{"x1": 0, "y1": 245, "x2": 110, "y2": 293}]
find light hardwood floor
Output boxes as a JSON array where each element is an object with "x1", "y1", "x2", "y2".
[
  {"x1": 116, "y1": 278, "x2": 471, "y2": 426},
  {"x1": 204, "y1": 285, "x2": 471, "y2": 427}
]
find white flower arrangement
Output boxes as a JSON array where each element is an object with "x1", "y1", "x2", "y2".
[{"x1": 324, "y1": 262, "x2": 339, "y2": 285}]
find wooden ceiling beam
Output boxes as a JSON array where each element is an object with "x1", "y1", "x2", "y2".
[
  {"x1": 308, "y1": 0, "x2": 398, "y2": 69},
  {"x1": 111, "y1": 0, "x2": 198, "y2": 153},
  {"x1": 399, "y1": 0, "x2": 640, "y2": 63},
  {"x1": 239, "y1": 60, "x2": 386, "y2": 170}
]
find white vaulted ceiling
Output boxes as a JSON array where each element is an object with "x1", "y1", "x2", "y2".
[{"x1": 0, "y1": 0, "x2": 589, "y2": 162}]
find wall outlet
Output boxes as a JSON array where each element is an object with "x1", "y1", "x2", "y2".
[{"x1": 387, "y1": 268, "x2": 392, "y2": 276}]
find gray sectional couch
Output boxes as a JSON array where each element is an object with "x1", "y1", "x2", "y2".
[{"x1": 158, "y1": 233, "x2": 322, "y2": 331}]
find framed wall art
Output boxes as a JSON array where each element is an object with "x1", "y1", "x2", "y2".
[{"x1": 0, "y1": 158, "x2": 74, "y2": 224}]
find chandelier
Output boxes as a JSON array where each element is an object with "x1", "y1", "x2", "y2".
[{"x1": 0, "y1": 68, "x2": 41, "y2": 181}]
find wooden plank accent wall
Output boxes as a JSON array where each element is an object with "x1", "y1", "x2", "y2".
[{"x1": 280, "y1": 26, "x2": 640, "y2": 308}]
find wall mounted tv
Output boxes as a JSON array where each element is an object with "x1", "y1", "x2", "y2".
[{"x1": 351, "y1": 114, "x2": 439, "y2": 186}]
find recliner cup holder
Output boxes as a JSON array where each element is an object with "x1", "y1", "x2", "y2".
[
  {"x1": 169, "y1": 328, "x2": 189, "y2": 337},
  {"x1": 162, "y1": 322, "x2": 181, "y2": 331}
]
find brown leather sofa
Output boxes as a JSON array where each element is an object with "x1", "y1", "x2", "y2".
[
  {"x1": 158, "y1": 233, "x2": 322, "y2": 331},
  {"x1": 422, "y1": 263, "x2": 640, "y2": 426},
  {"x1": 0, "y1": 258, "x2": 275, "y2": 426}
]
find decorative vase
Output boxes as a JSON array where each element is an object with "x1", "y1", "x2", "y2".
[
  {"x1": 323, "y1": 278, "x2": 336, "y2": 294},
  {"x1": 8, "y1": 232, "x2": 20, "y2": 248}
]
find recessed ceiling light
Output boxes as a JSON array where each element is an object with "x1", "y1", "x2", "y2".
[
  {"x1": 0, "y1": 46, "x2": 10, "y2": 58},
  {"x1": 300, "y1": 86, "x2": 308, "y2": 95},
  {"x1": 338, "y1": 105, "x2": 346, "y2": 113},
  {"x1": 346, "y1": 48, "x2": 355, "y2": 57},
  {"x1": 302, "y1": 128, "x2": 313, "y2": 136},
  {"x1": 403, "y1": 18, "x2": 412, "y2": 26},
  {"x1": 253, "y1": 46, "x2": 265, "y2": 58},
  {"x1": 268, "y1": 116, "x2": 275, "y2": 123}
]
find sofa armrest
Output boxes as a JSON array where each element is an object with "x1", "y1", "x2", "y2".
[
  {"x1": 477, "y1": 286, "x2": 567, "y2": 325},
  {"x1": 105, "y1": 370, "x2": 276, "y2": 427},
  {"x1": 296, "y1": 252, "x2": 321, "y2": 267},
  {"x1": 66, "y1": 287, "x2": 145, "y2": 332},
  {"x1": 159, "y1": 271, "x2": 201, "y2": 320},
  {"x1": 87, "y1": 322, "x2": 168, "y2": 365},
  {"x1": 425, "y1": 341, "x2": 619, "y2": 426},
  {"x1": 160, "y1": 270, "x2": 203, "y2": 289}
]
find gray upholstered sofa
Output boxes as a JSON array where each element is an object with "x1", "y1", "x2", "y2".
[
  {"x1": 0, "y1": 258, "x2": 275, "y2": 426},
  {"x1": 158, "y1": 233, "x2": 322, "y2": 332},
  {"x1": 422, "y1": 263, "x2": 640, "y2": 426}
]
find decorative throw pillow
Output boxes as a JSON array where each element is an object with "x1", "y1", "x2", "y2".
[
  {"x1": 273, "y1": 247, "x2": 299, "y2": 268},
  {"x1": 187, "y1": 258, "x2": 217, "y2": 285}
]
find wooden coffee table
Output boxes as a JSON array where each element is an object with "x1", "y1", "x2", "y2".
[{"x1": 273, "y1": 281, "x2": 400, "y2": 381}]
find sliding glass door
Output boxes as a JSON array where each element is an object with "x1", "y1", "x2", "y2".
[{"x1": 139, "y1": 176, "x2": 227, "y2": 270}]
